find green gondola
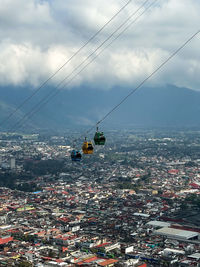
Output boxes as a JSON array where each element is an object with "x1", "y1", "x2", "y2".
[{"x1": 94, "y1": 128, "x2": 106, "y2": 145}]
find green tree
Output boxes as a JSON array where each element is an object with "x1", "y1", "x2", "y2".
[{"x1": 18, "y1": 261, "x2": 32, "y2": 267}]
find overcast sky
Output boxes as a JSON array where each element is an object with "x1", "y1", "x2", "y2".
[{"x1": 0, "y1": 0, "x2": 199, "y2": 90}]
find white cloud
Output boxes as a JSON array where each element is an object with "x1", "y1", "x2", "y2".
[{"x1": 0, "y1": 0, "x2": 199, "y2": 90}]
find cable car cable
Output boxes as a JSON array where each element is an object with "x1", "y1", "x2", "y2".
[
  {"x1": 0, "y1": 0, "x2": 133, "y2": 128},
  {"x1": 9, "y1": 0, "x2": 151, "y2": 132},
  {"x1": 45, "y1": 0, "x2": 158, "y2": 148},
  {"x1": 18, "y1": 15, "x2": 199, "y2": 155},
  {"x1": 9, "y1": 0, "x2": 150, "y2": 132},
  {"x1": 26, "y1": 14, "x2": 199, "y2": 154},
  {"x1": 85, "y1": 29, "x2": 200, "y2": 136}
]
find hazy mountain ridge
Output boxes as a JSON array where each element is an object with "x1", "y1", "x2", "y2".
[{"x1": 0, "y1": 84, "x2": 200, "y2": 131}]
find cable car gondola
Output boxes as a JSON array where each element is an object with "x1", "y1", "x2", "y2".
[
  {"x1": 94, "y1": 127, "x2": 106, "y2": 145},
  {"x1": 71, "y1": 150, "x2": 82, "y2": 161},
  {"x1": 82, "y1": 139, "x2": 94, "y2": 154}
]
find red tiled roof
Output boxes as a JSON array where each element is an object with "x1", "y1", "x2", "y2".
[
  {"x1": 0, "y1": 237, "x2": 13, "y2": 245},
  {"x1": 98, "y1": 259, "x2": 118, "y2": 266},
  {"x1": 168, "y1": 169, "x2": 179, "y2": 174},
  {"x1": 59, "y1": 217, "x2": 70, "y2": 222},
  {"x1": 189, "y1": 183, "x2": 200, "y2": 189},
  {"x1": 42, "y1": 256, "x2": 52, "y2": 260},
  {"x1": 62, "y1": 247, "x2": 68, "y2": 252},
  {"x1": 7, "y1": 229, "x2": 20, "y2": 233},
  {"x1": 84, "y1": 256, "x2": 98, "y2": 263},
  {"x1": 95, "y1": 242, "x2": 111, "y2": 248},
  {"x1": 77, "y1": 256, "x2": 98, "y2": 265},
  {"x1": 35, "y1": 231, "x2": 45, "y2": 236},
  {"x1": 56, "y1": 259, "x2": 64, "y2": 263}
]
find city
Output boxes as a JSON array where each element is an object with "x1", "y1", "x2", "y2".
[
  {"x1": 1, "y1": 0, "x2": 200, "y2": 266},
  {"x1": 0, "y1": 130, "x2": 200, "y2": 266}
]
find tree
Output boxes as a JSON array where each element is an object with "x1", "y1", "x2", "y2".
[{"x1": 18, "y1": 261, "x2": 32, "y2": 267}]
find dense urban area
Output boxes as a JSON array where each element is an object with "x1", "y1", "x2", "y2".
[{"x1": 1, "y1": 129, "x2": 200, "y2": 266}]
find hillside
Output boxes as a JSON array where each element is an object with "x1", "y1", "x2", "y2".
[{"x1": 0, "y1": 84, "x2": 200, "y2": 132}]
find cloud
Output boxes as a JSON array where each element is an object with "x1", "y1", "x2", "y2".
[{"x1": 0, "y1": 0, "x2": 199, "y2": 90}]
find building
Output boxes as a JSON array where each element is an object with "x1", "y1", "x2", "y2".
[
  {"x1": 10, "y1": 157, "x2": 16, "y2": 169},
  {"x1": 154, "y1": 227, "x2": 199, "y2": 241}
]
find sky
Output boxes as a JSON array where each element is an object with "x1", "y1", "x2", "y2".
[{"x1": 0, "y1": 0, "x2": 199, "y2": 91}]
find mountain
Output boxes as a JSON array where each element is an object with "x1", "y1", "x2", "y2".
[{"x1": 0, "y1": 84, "x2": 200, "y2": 132}]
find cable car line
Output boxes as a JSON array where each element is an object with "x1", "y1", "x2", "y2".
[
  {"x1": 0, "y1": 0, "x2": 133, "y2": 129},
  {"x1": 7, "y1": 6, "x2": 199, "y2": 163},
  {"x1": 69, "y1": 27, "x2": 200, "y2": 159},
  {"x1": 9, "y1": 0, "x2": 151, "y2": 132},
  {"x1": 85, "y1": 29, "x2": 200, "y2": 136},
  {"x1": 55, "y1": 0, "x2": 158, "y2": 155},
  {"x1": 9, "y1": 0, "x2": 150, "y2": 132},
  {"x1": 13, "y1": 19, "x2": 199, "y2": 160}
]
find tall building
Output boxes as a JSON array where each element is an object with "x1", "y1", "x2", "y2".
[{"x1": 10, "y1": 157, "x2": 16, "y2": 169}]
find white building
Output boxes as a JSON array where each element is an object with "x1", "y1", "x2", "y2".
[
  {"x1": 154, "y1": 227, "x2": 199, "y2": 240},
  {"x1": 10, "y1": 157, "x2": 16, "y2": 169},
  {"x1": 146, "y1": 220, "x2": 171, "y2": 229}
]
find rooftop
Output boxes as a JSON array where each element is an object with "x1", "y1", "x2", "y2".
[{"x1": 155, "y1": 227, "x2": 199, "y2": 240}]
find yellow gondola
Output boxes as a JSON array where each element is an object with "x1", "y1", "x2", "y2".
[{"x1": 82, "y1": 139, "x2": 94, "y2": 154}]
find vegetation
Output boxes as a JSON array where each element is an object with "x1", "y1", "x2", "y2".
[
  {"x1": 0, "y1": 171, "x2": 41, "y2": 192},
  {"x1": 0, "y1": 159, "x2": 65, "y2": 191},
  {"x1": 24, "y1": 159, "x2": 65, "y2": 175},
  {"x1": 18, "y1": 261, "x2": 32, "y2": 267},
  {"x1": 185, "y1": 194, "x2": 200, "y2": 209}
]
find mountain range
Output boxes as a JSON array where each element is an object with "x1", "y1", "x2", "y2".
[{"x1": 0, "y1": 84, "x2": 200, "y2": 132}]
